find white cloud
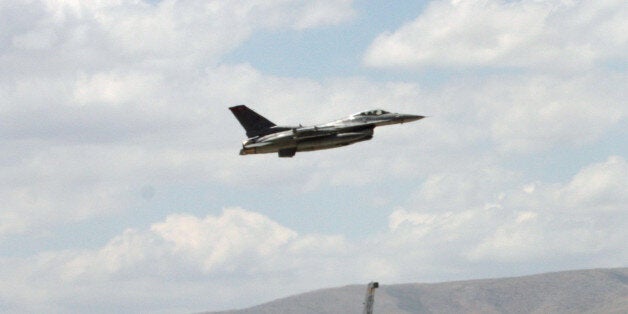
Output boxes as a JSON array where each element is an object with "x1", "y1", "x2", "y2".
[
  {"x1": 1, "y1": 157, "x2": 625, "y2": 311},
  {"x1": 72, "y1": 71, "x2": 163, "y2": 105},
  {"x1": 364, "y1": 0, "x2": 628, "y2": 70},
  {"x1": 151, "y1": 209, "x2": 298, "y2": 272},
  {"x1": 293, "y1": 0, "x2": 355, "y2": 29},
  {"x1": 35, "y1": 0, "x2": 354, "y2": 61},
  {"x1": 477, "y1": 73, "x2": 625, "y2": 152},
  {"x1": 0, "y1": 208, "x2": 355, "y2": 312},
  {"x1": 0, "y1": 0, "x2": 357, "y2": 239},
  {"x1": 11, "y1": 28, "x2": 58, "y2": 50},
  {"x1": 2, "y1": 60, "x2": 623, "y2": 240},
  {"x1": 0, "y1": 0, "x2": 355, "y2": 86},
  {"x1": 4, "y1": 60, "x2": 624, "y2": 238},
  {"x1": 3, "y1": 0, "x2": 619, "y2": 240},
  {"x1": 0, "y1": 0, "x2": 625, "y2": 312},
  {"x1": 560, "y1": 155, "x2": 628, "y2": 210},
  {"x1": 1, "y1": 61, "x2": 429, "y2": 238},
  {"x1": 389, "y1": 156, "x2": 628, "y2": 273}
]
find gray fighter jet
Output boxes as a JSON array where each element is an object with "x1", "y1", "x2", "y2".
[{"x1": 229, "y1": 105, "x2": 424, "y2": 157}]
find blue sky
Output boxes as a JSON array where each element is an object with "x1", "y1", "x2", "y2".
[
  {"x1": 0, "y1": 0, "x2": 626, "y2": 313},
  {"x1": 225, "y1": 1, "x2": 428, "y2": 79}
]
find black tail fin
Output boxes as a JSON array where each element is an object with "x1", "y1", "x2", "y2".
[{"x1": 229, "y1": 105, "x2": 276, "y2": 138}]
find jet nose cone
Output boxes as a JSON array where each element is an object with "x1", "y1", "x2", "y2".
[{"x1": 402, "y1": 114, "x2": 425, "y2": 123}]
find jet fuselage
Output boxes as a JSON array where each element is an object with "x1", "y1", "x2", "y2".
[{"x1": 230, "y1": 106, "x2": 424, "y2": 157}]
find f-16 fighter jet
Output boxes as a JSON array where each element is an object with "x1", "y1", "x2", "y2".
[{"x1": 229, "y1": 105, "x2": 424, "y2": 157}]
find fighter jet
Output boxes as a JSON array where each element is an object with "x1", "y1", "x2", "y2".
[{"x1": 229, "y1": 105, "x2": 425, "y2": 157}]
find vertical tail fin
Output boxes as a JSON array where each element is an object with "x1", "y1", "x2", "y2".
[{"x1": 229, "y1": 105, "x2": 276, "y2": 138}]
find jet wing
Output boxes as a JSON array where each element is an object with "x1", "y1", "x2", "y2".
[
  {"x1": 292, "y1": 125, "x2": 337, "y2": 139},
  {"x1": 293, "y1": 124, "x2": 374, "y2": 139},
  {"x1": 244, "y1": 142, "x2": 274, "y2": 148}
]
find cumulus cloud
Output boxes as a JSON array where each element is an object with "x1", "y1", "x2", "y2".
[
  {"x1": 58, "y1": 208, "x2": 307, "y2": 281},
  {"x1": 387, "y1": 156, "x2": 628, "y2": 278},
  {"x1": 364, "y1": 0, "x2": 628, "y2": 70},
  {"x1": 151, "y1": 209, "x2": 298, "y2": 273},
  {"x1": 0, "y1": 0, "x2": 626, "y2": 312},
  {"x1": 0, "y1": 0, "x2": 357, "y2": 239},
  {"x1": 2, "y1": 0, "x2": 622, "y2": 240},
  {"x1": 1, "y1": 0, "x2": 354, "y2": 66},
  {"x1": 0, "y1": 60, "x2": 428, "y2": 238},
  {"x1": 560, "y1": 155, "x2": 628, "y2": 210},
  {"x1": 473, "y1": 73, "x2": 625, "y2": 152},
  {"x1": 5, "y1": 63, "x2": 623, "y2": 237},
  {"x1": 1, "y1": 157, "x2": 625, "y2": 311},
  {"x1": 0, "y1": 208, "x2": 355, "y2": 312}
]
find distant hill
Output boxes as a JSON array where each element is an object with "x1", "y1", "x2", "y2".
[{"x1": 206, "y1": 267, "x2": 628, "y2": 314}]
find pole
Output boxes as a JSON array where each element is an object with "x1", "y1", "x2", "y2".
[{"x1": 363, "y1": 282, "x2": 379, "y2": 314}]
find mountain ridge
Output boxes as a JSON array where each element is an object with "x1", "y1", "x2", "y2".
[{"x1": 206, "y1": 267, "x2": 628, "y2": 313}]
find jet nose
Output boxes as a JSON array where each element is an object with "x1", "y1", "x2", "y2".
[{"x1": 400, "y1": 114, "x2": 425, "y2": 123}]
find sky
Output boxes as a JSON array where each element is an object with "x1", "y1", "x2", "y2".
[{"x1": 0, "y1": 0, "x2": 626, "y2": 313}]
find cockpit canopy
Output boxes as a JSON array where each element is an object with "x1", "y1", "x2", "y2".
[{"x1": 354, "y1": 109, "x2": 390, "y2": 116}]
